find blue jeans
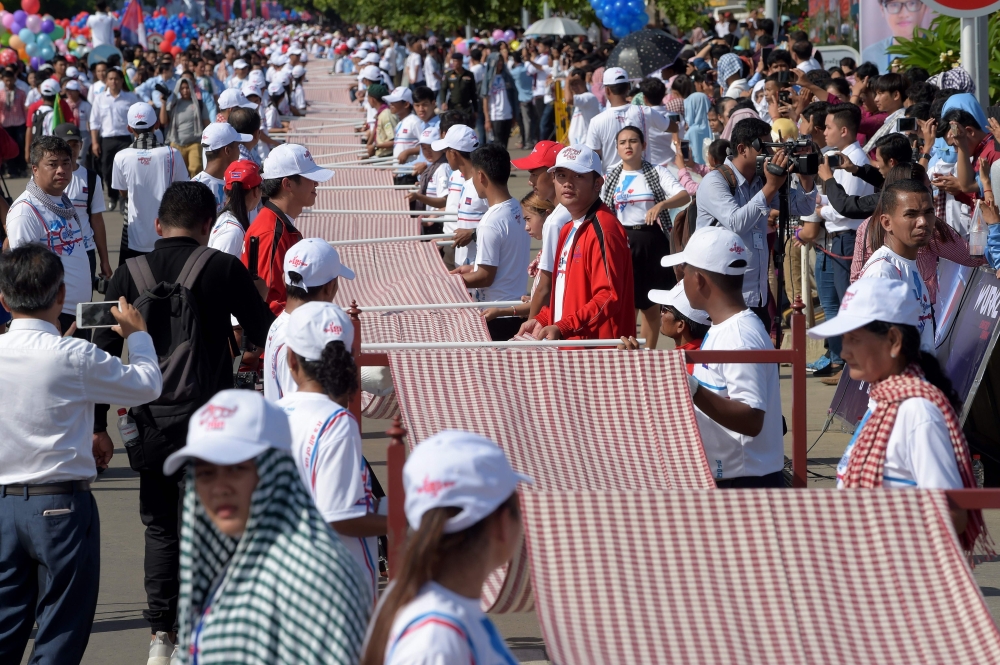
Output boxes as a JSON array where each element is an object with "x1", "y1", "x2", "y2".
[
  {"x1": 815, "y1": 230, "x2": 855, "y2": 364},
  {"x1": 0, "y1": 488, "x2": 100, "y2": 664}
]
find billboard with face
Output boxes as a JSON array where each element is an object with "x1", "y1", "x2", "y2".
[{"x1": 860, "y1": 0, "x2": 937, "y2": 73}]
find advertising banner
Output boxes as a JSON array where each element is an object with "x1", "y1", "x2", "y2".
[{"x1": 859, "y1": 0, "x2": 937, "y2": 73}]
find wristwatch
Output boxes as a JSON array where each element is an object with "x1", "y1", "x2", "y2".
[{"x1": 920, "y1": 152, "x2": 932, "y2": 161}]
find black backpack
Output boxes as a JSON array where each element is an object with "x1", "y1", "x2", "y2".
[
  {"x1": 126, "y1": 246, "x2": 215, "y2": 430},
  {"x1": 31, "y1": 106, "x2": 50, "y2": 142}
]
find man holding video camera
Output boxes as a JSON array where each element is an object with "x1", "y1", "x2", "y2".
[{"x1": 696, "y1": 117, "x2": 817, "y2": 329}]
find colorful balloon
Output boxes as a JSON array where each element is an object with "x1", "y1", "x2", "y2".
[
  {"x1": 23, "y1": 40, "x2": 34, "y2": 55},
  {"x1": 1, "y1": 13, "x2": 11, "y2": 29},
  {"x1": 491, "y1": 28, "x2": 504, "y2": 42},
  {"x1": 25, "y1": 14, "x2": 39, "y2": 32},
  {"x1": 40, "y1": 17, "x2": 51, "y2": 32},
  {"x1": 164, "y1": 28, "x2": 175, "y2": 42},
  {"x1": 16, "y1": 27, "x2": 30, "y2": 43},
  {"x1": 50, "y1": 24, "x2": 61, "y2": 39},
  {"x1": 0, "y1": 47, "x2": 14, "y2": 64},
  {"x1": 17, "y1": 0, "x2": 35, "y2": 16},
  {"x1": 503, "y1": 29, "x2": 515, "y2": 42}
]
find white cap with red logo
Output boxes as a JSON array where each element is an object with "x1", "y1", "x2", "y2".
[
  {"x1": 404, "y1": 430, "x2": 533, "y2": 533},
  {"x1": 201, "y1": 122, "x2": 253, "y2": 151},
  {"x1": 283, "y1": 237, "x2": 355, "y2": 288},
  {"x1": 127, "y1": 102, "x2": 157, "y2": 129},
  {"x1": 660, "y1": 226, "x2": 748, "y2": 276},
  {"x1": 163, "y1": 390, "x2": 291, "y2": 475},
  {"x1": 286, "y1": 301, "x2": 354, "y2": 361},
  {"x1": 807, "y1": 277, "x2": 921, "y2": 339},
  {"x1": 263, "y1": 144, "x2": 334, "y2": 182},
  {"x1": 547, "y1": 144, "x2": 603, "y2": 176}
]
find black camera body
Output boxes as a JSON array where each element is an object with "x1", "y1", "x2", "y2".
[{"x1": 754, "y1": 138, "x2": 820, "y2": 178}]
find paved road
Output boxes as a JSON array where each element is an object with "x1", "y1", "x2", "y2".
[{"x1": 13, "y1": 140, "x2": 1000, "y2": 663}]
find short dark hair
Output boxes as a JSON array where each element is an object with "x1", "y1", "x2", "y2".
[
  {"x1": 605, "y1": 82, "x2": 629, "y2": 97},
  {"x1": 871, "y1": 73, "x2": 907, "y2": 100},
  {"x1": 469, "y1": 47, "x2": 482, "y2": 61},
  {"x1": 640, "y1": 77, "x2": 666, "y2": 105},
  {"x1": 228, "y1": 107, "x2": 260, "y2": 135},
  {"x1": 789, "y1": 30, "x2": 808, "y2": 42},
  {"x1": 767, "y1": 49, "x2": 793, "y2": 69},
  {"x1": 261, "y1": 174, "x2": 301, "y2": 199},
  {"x1": 158, "y1": 181, "x2": 217, "y2": 229},
  {"x1": 826, "y1": 102, "x2": 861, "y2": 134},
  {"x1": 664, "y1": 305, "x2": 710, "y2": 340},
  {"x1": 470, "y1": 143, "x2": 510, "y2": 185},
  {"x1": 942, "y1": 108, "x2": 983, "y2": 132},
  {"x1": 708, "y1": 138, "x2": 730, "y2": 165},
  {"x1": 412, "y1": 85, "x2": 436, "y2": 104},
  {"x1": 801, "y1": 101, "x2": 829, "y2": 128},
  {"x1": 96, "y1": 0, "x2": 108, "y2": 10},
  {"x1": 904, "y1": 66, "x2": 930, "y2": 85},
  {"x1": 791, "y1": 41, "x2": 812, "y2": 60},
  {"x1": 875, "y1": 132, "x2": 913, "y2": 165},
  {"x1": 730, "y1": 117, "x2": 772, "y2": 152},
  {"x1": 882, "y1": 179, "x2": 932, "y2": 215},
  {"x1": 670, "y1": 75, "x2": 694, "y2": 98},
  {"x1": 856, "y1": 62, "x2": 879, "y2": 81},
  {"x1": 757, "y1": 18, "x2": 774, "y2": 35},
  {"x1": 826, "y1": 78, "x2": 850, "y2": 98},
  {"x1": 438, "y1": 110, "x2": 470, "y2": 134},
  {"x1": 840, "y1": 57, "x2": 856, "y2": 71},
  {"x1": 709, "y1": 44, "x2": 730, "y2": 61},
  {"x1": 29, "y1": 135, "x2": 72, "y2": 167},
  {"x1": 905, "y1": 81, "x2": 935, "y2": 106},
  {"x1": 617, "y1": 125, "x2": 646, "y2": 144},
  {"x1": 0, "y1": 243, "x2": 64, "y2": 313},
  {"x1": 905, "y1": 102, "x2": 931, "y2": 121}
]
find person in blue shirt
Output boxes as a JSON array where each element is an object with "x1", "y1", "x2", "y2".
[
  {"x1": 509, "y1": 52, "x2": 534, "y2": 150},
  {"x1": 134, "y1": 61, "x2": 179, "y2": 111}
]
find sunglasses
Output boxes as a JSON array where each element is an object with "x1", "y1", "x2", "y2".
[{"x1": 881, "y1": 0, "x2": 922, "y2": 13}]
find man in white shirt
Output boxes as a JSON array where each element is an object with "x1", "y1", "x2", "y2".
[
  {"x1": 405, "y1": 38, "x2": 424, "y2": 87},
  {"x1": 451, "y1": 143, "x2": 531, "y2": 340},
  {"x1": 791, "y1": 40, "x2": 821, "y2": 73},
  {"x1": 385, "y1": 86, "x2": 423, "y2": 165},
  {"x1": 5, "y1": 135, "x2": 92, "y2": 336},
  {"x1": 432, "y1": 124, "x2": 488, "y2": 267},
  {"x1": 0, "y1": 243, "x2": 161, "y2": 663},
  {"x1": 662, "y1": 227, "x2": 785, "y2": 487},
  {"x1": 86, "y1": 1, "x2": 115, "y2": 48},
  {"x1": 111, "y1": 102, "x2": 188, "y2": 265},
  {"x1": 191, "y1": 122, "x2": 252, "y2": 212},
  {"x1": 565, "y1": 71, "x2": 599, "y2": 147},
  {"x1": 89, "y1": 67, "x2": 139, "y2": 213},
  {"x1": 585, "y1": 67, "x2": 675, "y2": 171}
]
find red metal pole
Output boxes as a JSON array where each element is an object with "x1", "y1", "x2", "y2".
[
  {"x1": 348, "y1": 300, "x2": 362, "y2": 433},
  {"x1": 791, "y1": 297, "x2": 807, "y2": 488},
  {"x1": 386, "y1": 416, "x2": 408, "y2": 578}
]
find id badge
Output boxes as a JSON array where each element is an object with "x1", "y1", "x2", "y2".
[{"x1": 752, "y1": 231, "x2": 765, "y2": 250}]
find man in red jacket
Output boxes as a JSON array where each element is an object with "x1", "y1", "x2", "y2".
[
  {"x1": 242, "y1": 144, "x2": 333, "y2": 315},
  {"x1": 520, "y1": 145, "x2": 635, "y2": 340}
]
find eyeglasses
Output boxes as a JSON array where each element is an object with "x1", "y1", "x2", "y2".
[{"x1": 881, "y1": 0, "x2": 922, "y2": 14}]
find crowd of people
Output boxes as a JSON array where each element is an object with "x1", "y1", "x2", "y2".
[{"x1": 0, "y1": 6, "x2": 997, "y2": 665}]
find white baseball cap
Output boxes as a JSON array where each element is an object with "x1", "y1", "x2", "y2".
[
  {"x1": 353, "y1": 49, "x2": 369, "y2": 59},
  {"x1": 808, "y1": 278, "x2": 921, "y2": 339},
  {"x1": 404, "y1": 430, "x2": 533, "y2": 533},
  {"x1": 234, "y1": 58, "x2": 249, "y2": 69},
  {"x1": 547, "y1": 145, "x2": 603, "y2": 176},
  {"x1": 64, "y1": 80, "x2": 81, "y2": 92},
  {"x1": 39, "y1": 79, "x2": 60, "y2": 96},
  {"x1": 660, "y1": 226, "x2": 748, "y2": 276},
  {"x1": 292, "y1": 64, "x2": 306, "y2": 77},
  {"x1": 648, "y1": 282, "x2": 711, "y2": 326},
  {"x1": 248, "y1": 69, "x2": 267, "y2": 84},
  {"x1": 218, "y1": 88, "x2": 257, "y2": 110},
  {"x1": 263, "y1": 144, "x2": 334, "y2": 181},
  {"x1": 360, "y1": 65, "x2": 381, "y2": 82},
  {"x1": 267, "y1": 81, "x2": 284, "y2": 95},
  {"x1": 419, "y1": 125, "x2": 441, "y2": 145},
  {"x1": 127, "y1": 101, "x2": 156, "y2": 129},
  {"x1": 288, "y1": 46, "x2": 304, "y2": 55},
  {"x1": 66, "y1": 65, "x2": 79, "y2": 78},
  {"x1": 286, "y1": 301, "x2": 354, "y2": 361},
  {"x1": 241, "y1": 83, "x2": 263, "y2": 99},
  {"x1": 602, "y1": 67, "x2": 629, "y2": 86},
  {"x1": 163, "y1": 390, "x2": 291, "y2": 475},
  {"x1": 361, "y1": 53, "x2": 380, "y2": 65},
  {"x1": 201, "y1": 122, "x2": 253, "y2": 151},
  {"x1": 283, "y1": 237, "x2": 355, "y2": 288},
  {"x1": 431, "y1": 124, "x2": 479, "y2": 153},
  {"x1": 384, "y1": 86, "x2": 413, "y2": 104}
]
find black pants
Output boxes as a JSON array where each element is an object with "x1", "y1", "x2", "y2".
[
  {"x1": 715, "y1": 470, "x2": 786, "y2": 488},
  {"x1": 57, "y1": 311, "x2": 91, "y2": 340},
  {"x1": 487, "y1": 316, "x2": 522, "y2": 341},
  {"x1": 490, "y1": 119, "x2": 512, "y2": 148},
  {"x1": 100, "y1": 135, "x2": 131, "y2": 203},
  {"x1": 139, "y1": 467, "x2": 185, "y2": 633},
  {"x1": 3, "y1": 124, "x2": 25, "y2": 176},
  {"x1": 118, "y1": 227, "x2": 148, "y2": 268}
]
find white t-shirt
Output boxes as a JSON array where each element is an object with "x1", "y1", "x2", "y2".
[
  {"x1": 836, "y1": 398, "x2": 962, "y2": 489},
  {"x1": 264, "y1": 104, "x2": 283, "y2": 131},
  {"x1": 454, "y1": 178, "x2": 488, "y2": 267},
  {"x1": 208, "y1": 210, "x2": 245, "y2": 257},
  {"x1": 112, "y1": 144, "x2": 189, "y2": 252},
  {"x1": 530, "y1": 54, "x2": 550, "y2": 98},
  {"x1": 424, "y1": 54, "x2": 441, "y2": 91},
  {"x1": 553, "y1": 218, "x2": 584, "y2": 322},
  {"x1": 694, "y1": 309, "x2": 784, "y2": 480},
  {"x1": 538, "y1": 204, "x2": 573, "y2": 273},
  {"x1": 585, "y1": 104, "x2": 671, "y2": 171},
  {"x1": 860, "y1": 246, "x2": 934, "y2": 353},
  {"x1": 473, "y1": 198, "x2": 531, "y2": 302},
  {"x1": 6, "y1": 190, "x2": 90, "y2": 315},
  {"x1": 87, "y1": 12, "x2": 114, "y2": 47},
  {"x1": 443, "y1": 169, "x2": 465, "y2": 234},
  {"x1": 425, "y1": 161, "x2": 452, "y2": 203},
  {"x1": 405, "y1": 52, "x2": 424, "y2": 84},
  {"x1": 604, "y1": 165, "x2": 685, "y2": 226},
  {"x1": 393, "y1": 113, "x2": 423, "y2": 163},
  {"x1": 379, "y1": 582, "x2": 518, "y2": 665},
  {"x1": 487, "y1": 75, "x2": 512, "y2": 121},
  {"x1": 191, "y1": 171, "x2": 226, "y2": 212},
  {"x1": 569, "y1": 92, "x2": 600, "y2": 146},
  {"x1": 263, "y1": 310, "x2": 293, "y2": 402},
  {"x1": 819, "y1": 141, "x2": 874, "y2": 233},
  {"x1": 469, "y1": 62, "x2": 484, "y2": 85},
  {"x1": 64, "y1": 165, "x2": 106, "y2": 253},
  {"x1": 278, "y1": 391, "x2": 378, "y2": 600}
]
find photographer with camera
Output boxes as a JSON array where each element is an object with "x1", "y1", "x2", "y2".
[{"x1": 696, "y1": 117, "x2": 817, "y2": 329}]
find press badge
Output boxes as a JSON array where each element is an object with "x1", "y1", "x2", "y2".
[{"x1": 752, "y1": 231, "x2": 765, "y2": 250}]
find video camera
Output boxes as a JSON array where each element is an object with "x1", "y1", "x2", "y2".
[{"x1": 754, "y1": 138, "x2": 820, "y2": 179}]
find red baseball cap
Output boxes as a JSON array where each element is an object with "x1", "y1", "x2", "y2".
[
  {"x1": 224, "y1": 160, "x2": 263, "y2": 190},
  {"x1": 511, "y1": 140, "x2": 566, "y2": 171}
]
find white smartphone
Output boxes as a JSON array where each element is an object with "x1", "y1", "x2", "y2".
[{"x1": 75, "y1": 301, "x2": 118, "y2": 329}]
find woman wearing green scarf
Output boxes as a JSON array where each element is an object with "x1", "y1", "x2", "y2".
[{"x1": 165, "y1": 390, "x2": 371, "y2": 665}]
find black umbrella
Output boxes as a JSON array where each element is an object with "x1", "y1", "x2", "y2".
[{"x1": 605, "y1": 29, "x2": 684, "y2": 81}]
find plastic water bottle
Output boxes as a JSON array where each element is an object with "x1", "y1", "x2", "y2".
[
  {"x1": 973, "y1": 454, "x2": 985, "y2": 489},
  {"x1": 117, "y1": 408, "x2": 139, "y2": 447},
  {"x1": 969, "y1": 204, "x2": 987, "y2": 256}
]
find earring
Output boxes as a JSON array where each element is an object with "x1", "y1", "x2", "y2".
[{"x1": 890, "y1": 352, "x2": 897, "y2": 358}]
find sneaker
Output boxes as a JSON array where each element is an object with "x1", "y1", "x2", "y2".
[
  {"x1": 820, "y1": 368, "x2": 844, "y2": 385},
  {"x1": 812, "y1": 361, "x2": 844, "y2": 378},
  {"x1": 806, "y1": 354, "x2": 831, "y2": 374},
  {"x1": 148, "y1": 632, "x2": 175, "y2": 665}
]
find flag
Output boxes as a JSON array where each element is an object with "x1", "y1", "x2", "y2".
[
  {"x1": 50, "y1": 93, "x2": 65, "y2": 133},
  {"x1": 119, "y1": 0, "x2": 147, "y2": 49},
  {"x1": 260, "y1": 0, "x2": 269, "y2": 18},
  {"x1": 122, "y1": 67, "x2": 136, "y2": 92}
]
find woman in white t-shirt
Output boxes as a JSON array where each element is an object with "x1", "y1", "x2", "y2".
[
  {"x1": 360, "y1": 430, "x2": 531, "y2": 665},
  {"x1": 483, "y1": 191, "x2": 552, "y2": 323},
  {"x1": 601, "y1": 125, "x2": 691, "y2": 349},
  {"x1": 808, "y1": 277, "x2": 991, "y2": 557},
  {"x1": 208, "y1": 159, "x2": 263, "y2": 257}
]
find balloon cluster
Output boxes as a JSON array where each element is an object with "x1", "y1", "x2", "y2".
[
  {"x1": 145, "y1": 8, "x2": 198, "y2": 53},
  {"x1": 591, "y1": 0, "x2": 649, "y2": 38},
  {"x1": 0, "y1": 0, "x2": 73, "y2": 68},
  {"x1": 490, "y1": 28, "x2": 516, "y2": 43}
]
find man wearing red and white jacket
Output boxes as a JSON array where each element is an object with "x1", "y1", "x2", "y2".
[{"x1": 521, "y1": 145, "x2": 635, "y2": 340}]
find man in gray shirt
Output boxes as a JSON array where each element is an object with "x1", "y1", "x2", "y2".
[{"x1": 696, "y1": 116, "x2": 817, "y2": 328}]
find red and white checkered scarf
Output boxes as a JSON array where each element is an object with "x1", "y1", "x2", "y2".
[{"x1": 843, "y1": 364, "x2": 994, "y2": 561}]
